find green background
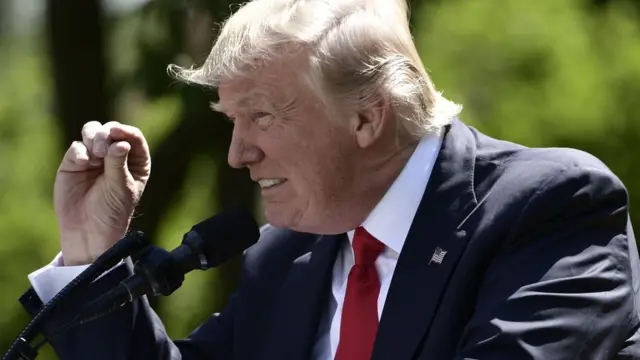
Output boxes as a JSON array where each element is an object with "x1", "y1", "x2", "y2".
[{"x1": 0, "y1": 0, "x2": 638, "y2": 357}]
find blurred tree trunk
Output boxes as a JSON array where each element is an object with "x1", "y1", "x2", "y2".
[
  {"x1": 46, "y1": 0, "x2": 111, "y2": 148},
  {"x1": 180, "y1": 0, "x2": 257, "y2": 309},
  {"x1": 0, "y1": 1, "x2": 6, "y2": 36},
  {"x1": 589, "y1": 0, "x2": 640, "y2": 16},
  {"x1": 127, "y1": 0, "x2": 255, "y2": 313}
]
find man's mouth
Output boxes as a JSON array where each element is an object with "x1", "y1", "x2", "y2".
[{"x1": 257, "y1": 178, "x2": 287, "y2": 189}]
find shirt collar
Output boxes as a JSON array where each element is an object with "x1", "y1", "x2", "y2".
[{"x1": 347, "y1": 130, "x2": 443, "y2": 254}]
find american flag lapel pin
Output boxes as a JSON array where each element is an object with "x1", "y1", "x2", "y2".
[{"x1": 429, "y1": 247, "x2": 447, "y2": 265}]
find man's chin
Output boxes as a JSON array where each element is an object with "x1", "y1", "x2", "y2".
[
  {"x1": 263, "y1": 202, "x2": 311, "y2": 231},
  {"x1": 263, "y1": 204, "x2": 293, "y2": 229}
]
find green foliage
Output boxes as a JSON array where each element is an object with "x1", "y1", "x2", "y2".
[
  {"x1": 0, "y1": 0, "x2": 638, "y2": 358},
  {"x1": 415, "y1": 0, "x2": 640, "y2": 226},
  {"x1": 153, "y1": 154, "x2": 225, "y2": 338},
  {"x1": 0, "y1": 38, "x2": 60, "y2": 358}
]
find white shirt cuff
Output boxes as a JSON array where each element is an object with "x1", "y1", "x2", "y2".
[{"x1": 27, "y1": 252, "x2": 121, "y2": 304}]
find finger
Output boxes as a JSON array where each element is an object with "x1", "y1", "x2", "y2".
[
  {"x1": 109, "y1": 125, "x2": 150, "y2": 162},
  {"x1": 59, "y1": 141, "x2": 91, "y2": 172},
  {"x1": 81, "y1": 121, "x2": 102, "y2": 156},
  {"x1": 103, "y1": 141, "x2": 132, "y2": 184},
  {"x1": 93, "y1": 121, "x2": 120, "y2": 158}
]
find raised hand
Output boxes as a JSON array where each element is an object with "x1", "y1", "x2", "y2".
[{"x1": 54, "y1": 121, "x2": 151, "y2": 265}]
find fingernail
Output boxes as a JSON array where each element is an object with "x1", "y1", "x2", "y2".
[
  {"x1": 95, "y1": 144, "x2": 107, "y2": 156},
  {"x1": 89, "y1": 159, "x2": 101, "y2": 166}
]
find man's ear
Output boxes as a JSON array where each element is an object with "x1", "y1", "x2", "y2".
[{"x1": 352, "y1": 94, "x2": 389, "y2": 149}]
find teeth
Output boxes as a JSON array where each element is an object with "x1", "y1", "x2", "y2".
[{"x1": 258, "y1": 178, "x2": 285, "y2": 189}]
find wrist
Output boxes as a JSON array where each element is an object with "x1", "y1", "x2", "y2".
[{"x1": 59, "y1": 231, "x2": 96, "y2": 266}]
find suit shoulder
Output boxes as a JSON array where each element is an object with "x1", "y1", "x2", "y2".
[
  {"x1": 511, "y1": 146, "x2": 612, "y2": 172},
  {"x1": 471, "y1": 125, "x2": 615, "y2": 175},
  {"x1": 473, "y1": 129, "x2": 626, "y2": 197},
  {"x1": 470, "y1": 134, "x2": 631, "y2": 247},
  {"x1": 471, "y1": 131, "x2": 629, "y2": 226},
  {"x1": 504, "y1": 147, "x2": 626, "y2": 196},
  {"x1": 486, "y1": 145, "x2": 628, "y2": 226}
]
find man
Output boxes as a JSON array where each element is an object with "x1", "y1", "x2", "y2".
[{"x1": 19, "y1": 0, "x2": 639, "y2": 359}]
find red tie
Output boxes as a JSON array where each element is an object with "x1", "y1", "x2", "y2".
[{"x1": 335, "y1": 227, "x2": 385, "y2": 360}]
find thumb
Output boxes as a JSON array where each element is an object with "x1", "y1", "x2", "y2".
[{"x1": 103, "y1": 141, "x2": 132, "y2": 183}]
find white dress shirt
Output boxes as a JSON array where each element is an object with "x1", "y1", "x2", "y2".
[
  {"x1": 311, "y1": 133, "x2": 442, "y2": 360},
  {"x1": 28, "y1": 132, "x2": 442, "y2": 358}
]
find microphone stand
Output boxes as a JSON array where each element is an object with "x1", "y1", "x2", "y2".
[
  {"x1": 24, "y1": 244, "x2": 182, "y2": 354},
  {"x1": 15, "y1": 226, "x2": 228, "y2": 356},
  {"x1": 2, "y1": 231, "x2": 149, "y2": 360}
]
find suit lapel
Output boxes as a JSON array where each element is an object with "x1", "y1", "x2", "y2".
[
  {"x1": 266, "y1": 233, "x2": 344, "y2": 360},
  {"x1": 372, "y1": 120, "x2": 479, "y2": 360}
]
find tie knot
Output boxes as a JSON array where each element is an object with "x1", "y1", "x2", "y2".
[{"x1": 352, "y1": 227, "x2": 385, "y2": 266}]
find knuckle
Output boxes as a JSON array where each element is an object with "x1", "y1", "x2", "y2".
[
  {"x1": 104, "y1": 121, "x2": 121, "y2": 132},
  {"x1": 82, "y1": 121, "x2": 100, "y2": 132},
  {"x1": 116, "y1": 123, "x2": 137, "y2": 135},
  {"x1": 82, "y1": 133, "x2": 95, "y2": 144},
  {"x1": 94, "y1": 129, "x2": 108, "y2": 140},
  {"x1": 130, "y1": 127, "x2": 143, "y2": 139},
  {"x1": 67, "y1": 142, "x2": 87, "y2": 161},
  {"x1": 69, "y1": 141, "x2": 83, "y2": 153},
  {"x1": 111, "y1": 124, "x2": 146, "y2": 145}
]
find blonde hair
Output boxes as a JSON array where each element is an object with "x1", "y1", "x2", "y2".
[{"x1": 168, "y1": 0, "x2": 462, "y2": 137}]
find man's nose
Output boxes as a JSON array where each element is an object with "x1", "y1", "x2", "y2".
[{"x1": 227, "y1": 125, "x2": 264, "y2": 169}]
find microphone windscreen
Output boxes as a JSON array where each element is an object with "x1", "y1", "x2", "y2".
[{"x1": 190, "y1": 209, "x2": 260, "y2": 267}]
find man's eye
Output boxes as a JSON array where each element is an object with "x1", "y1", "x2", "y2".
[
  {"x1": 252, "y1": 112, "x2": 273, "y2": 127},
  {"x1": 251, "y1": 112, "x2": 271, "y2": 120}
]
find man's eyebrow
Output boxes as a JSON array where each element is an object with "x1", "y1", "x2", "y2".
[{"x1": 210, "y1": 93, "x2": 266, "y2": 114}]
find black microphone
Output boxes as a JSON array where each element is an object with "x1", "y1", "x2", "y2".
[{"x1": 74, "y1": 210, "x2": 260, "y2": 322}]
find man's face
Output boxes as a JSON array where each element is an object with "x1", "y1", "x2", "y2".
[{"x1": 217, "y1": 56, "x2": 360, "y2": 233}]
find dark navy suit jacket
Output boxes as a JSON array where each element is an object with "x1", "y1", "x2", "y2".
[{"x1": 20, "y1": 120, "x2": 640, "y2": 359}]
